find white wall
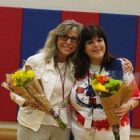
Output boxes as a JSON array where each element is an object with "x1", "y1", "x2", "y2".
[{"x1": 0, "y1": 0, "x2": 140, "y2": 16}]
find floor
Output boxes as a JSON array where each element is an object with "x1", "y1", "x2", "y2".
[
  {"x1": 0, "y1": 130, "x2": 139, "y2": 140},
  {"x1": 0, "y1": 129, "x2": 16, "y2": 140},
  {"x1": 0, "y1": 122, "x2": 140, "y2": 140}
]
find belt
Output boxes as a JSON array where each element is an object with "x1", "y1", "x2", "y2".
[{"x1": 75, "y1": 111, "x2": 129, "y2": 130}]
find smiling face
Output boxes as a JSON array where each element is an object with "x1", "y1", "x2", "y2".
[
  {"x1": 56, "y1": 27, "x2": 79, "y2": 62},
  {"x1": 85, "y1": 36, "x2": 106, "y2": 65}
]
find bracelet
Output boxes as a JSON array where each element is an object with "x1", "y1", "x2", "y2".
[
  {"x1": 129, "y1": 104, "x2": 133, "y2": 111},
  {"x1": 129, "y1": 101, "x2": 135, "y2": 111},
  {"x1": 128, "y1": 99, "x2": 139, "y2": 111}
]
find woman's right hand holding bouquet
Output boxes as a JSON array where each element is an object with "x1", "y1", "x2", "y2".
[
  {"x1": 22, "y1": 100, "x2": 44, "y2": 111},
  {"x1": 115, "y1": 98, "x2": 139, "y2": 117}
]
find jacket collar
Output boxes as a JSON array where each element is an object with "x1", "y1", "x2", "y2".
[{"x1": 46, "y1": 57, "x2": 55, "y2": 71}]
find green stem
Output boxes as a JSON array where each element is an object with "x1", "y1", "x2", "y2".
[
  {"x1": 50, "y1": 109, "x2": 67, "y2": 130},
  {"x1": 112, "y1": 124, "x2": 120, "y2": 140},
  {"x1": 55, "y1": 117, "x2": 67, "y2": 130},
  {"x1": 113, "y1": 132, "x2": 120, "y2": 140}
]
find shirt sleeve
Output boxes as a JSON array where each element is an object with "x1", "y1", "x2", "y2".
[{"x1": 10, "y1": 92, "x2": 26, "y2": 106}]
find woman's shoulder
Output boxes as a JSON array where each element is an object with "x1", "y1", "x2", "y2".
[
  {"x1": 25, "y1": 53, "x2": 45, "y2": 68},
  {"x1": 27, "y1": 53, "x2": 45, "y2": 61},
  {"x1": 109, "y1": 58, "x2": 123, "y2": 70},
  {"x1": 27, "y1": 53, "x2": 45, "y2": 62}
]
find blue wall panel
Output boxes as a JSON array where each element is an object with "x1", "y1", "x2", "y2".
[
  {"x1": 20, "y1": 9, "x2": 61, "y2": 66},
  {"x1": 100, "y1": 14, "x2": 138, "y2": 66}
]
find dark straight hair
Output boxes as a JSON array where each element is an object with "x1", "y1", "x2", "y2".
[{"x1": 74, "y1": 24, "x2": 115, "y2": 79}]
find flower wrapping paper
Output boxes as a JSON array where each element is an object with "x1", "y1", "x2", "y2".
[
  {"x1": 1, "y1": 66, "x2": 66, "y2": 130},
  {"x1": 100, "y1": 82, "x2": 136, "y2": 125},
  {"x1": 91, "y1": 74, "x2": 138, "y2": 126}
]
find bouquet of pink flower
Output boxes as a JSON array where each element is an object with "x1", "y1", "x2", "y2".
[
  {"x1": 1, "y1": 65, "x2": 66, "y2": 130},
  {"x1": 91, "y1": 74, "x2": 136, "y2": 140}
]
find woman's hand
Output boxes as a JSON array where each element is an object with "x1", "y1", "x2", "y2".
[
  {"x1": 34, "y1": 103, "x2": 44, "y2": 111},
  {"x1": 22, "y1": 101, "x2": 45, "y2": 111},
  {"x1": 114, "y1": 99, "x2": 139, "y2": 118},
  {"x1": 114, "y1": 103, "x2": 130, "y2": 118},
  {"x1": 122, "y1": 58, "x2": 133, "y2": 73}
]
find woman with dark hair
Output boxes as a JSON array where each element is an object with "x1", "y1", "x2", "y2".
[{"x1": 70, "y1": 24, "x2": 140, "y2": 140}]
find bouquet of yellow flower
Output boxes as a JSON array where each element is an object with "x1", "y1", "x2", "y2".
[
  {"x1": 1, "y1": 65, "x2": 66, "y2": 130},
  {"x1": 91, "y1": 74, "x2": 136, "y2": 140}
]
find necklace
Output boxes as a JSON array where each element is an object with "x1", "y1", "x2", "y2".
[{"x1": 56, "y1": 62, "x2": 67, "y2": 101}]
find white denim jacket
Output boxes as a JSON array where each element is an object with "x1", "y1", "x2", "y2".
[{"x1": 10, "y1": 53, "x2": 75, "y2": 131}]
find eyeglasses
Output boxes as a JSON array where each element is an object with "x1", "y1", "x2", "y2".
[{"x1": 58, "y1": 35, "x2": 79, "y2": 44}]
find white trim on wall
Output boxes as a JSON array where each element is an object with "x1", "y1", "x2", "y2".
[{"x1": 0, "y1": 0, "x2": 140, "y2": 16}]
